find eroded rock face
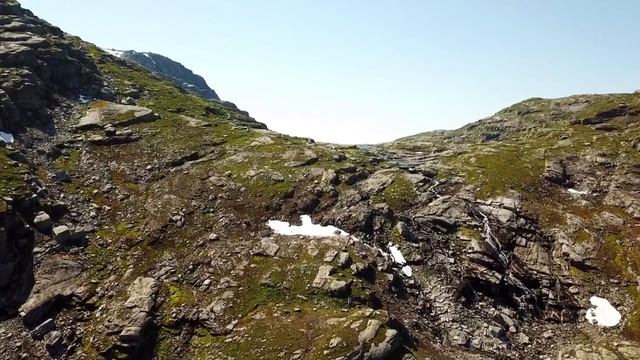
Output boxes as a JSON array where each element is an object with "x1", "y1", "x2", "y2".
[
  {"x1": 0, "y1": 1, "x2": 104, "y2": 130},
  {"x1": 96, "y1": 277, "x2": 159, "y2": 357},
  {"x1": 119, "y1": 277, "x2": 158, "y2": 344},
  {"x1": 119, "y1": 50, "x2": 220, "y2": 101},
  {"x1": 19, "y1": 257, "x2": 82, "y2": 326}
]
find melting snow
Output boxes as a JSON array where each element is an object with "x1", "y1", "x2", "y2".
[
  {"x1": 568, "y1": 188, "x2": 589, "y2": 195},
  {"x1": 267, "y1": 215, "x2": 348, "y2": 237},
  {"x1": 103, "y1": 48, "x2": 124, "y2": 58},
  {"x1": 0, "y1": 131, "x2": 14, "y2": 144},
  {"x1": 388, "y1": 243, "x2": 412, "y2": 277},
  {"x1": 267, "y1": 216, "x2": 413, "y2": 277},
  {"x1": 585, "y1": 296, "x2": 621, "y2": 327},
  {"x1": 401, "y1": 265, "x2": 413, "y2": 277},
  {"x1": 388, "y1": 244, "x2": 406, "y2": 264},
  {"x1": 142, "y1": 52, "x2": 157, "y2": 65}
]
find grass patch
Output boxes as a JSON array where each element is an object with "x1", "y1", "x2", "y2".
[
  {"x1": 458, "y1": 225, "x2": 482, "y2": 240},
  {"x1": 0, "y1": 148, "x2": 27, "y2": 199},
  {"x1": 95, "y1": 222, "x2": 143, "y2": 243},
  {"x1": 373, "y1": 174, "x2": 417, "y2": 211},
  {"x1": 167, "y1": 284, "x2": 196, "y2": 306},
  {"x1": 54, "y1": 149, "x2": 81, "y2": 172},
  {"x1": 574, "y1": 94, "x2": 640, "y2": 123}
]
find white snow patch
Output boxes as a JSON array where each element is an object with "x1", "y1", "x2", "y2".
[
  {"x1": 143, "y1": 52, "x2": 157, "y2": 65},
  {"x1": 585, "y1": 296, "x2": 621, "y2": 327},
  {"x1": 103, "y1": 48, "x2": 124, "y2": 58},
  {"x1": 388, "y1": 244, "x2": 407, "y2": 264},
  {"x1": 568, "y1": 188, "x2": 589, "y2": 195},
  {"x1": 0, "y1": 131, "x2": 14, "y2": 144},
  {"x1": 267, "y1": 215, "x2": 348, "y2": 237},
  {"x1": 388, "y1": 243, "x2": 412, "y2": 277},
  {"x1": 401, "y1": 265, "x2": 413, "y2": 277}
]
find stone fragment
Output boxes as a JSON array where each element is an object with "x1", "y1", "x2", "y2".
[
  {"x1": 33, "y1": 211, "x2": 52, "y2": 232},
  {"x1": 253, "y1": 239, "x2": 280, "y2": 257},
  {"x1": 52, "y1": 225, "x2": 70, "y2": 242}
]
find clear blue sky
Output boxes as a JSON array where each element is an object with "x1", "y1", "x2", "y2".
[{"x1": 21, "y1": 0, "x2": 640, "y2": 144}]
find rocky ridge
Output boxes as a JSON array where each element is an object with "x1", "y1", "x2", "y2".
[
  {"x1": 106, "y1": 49, "x2": 220, "y2": 101},
  {"x1": 1, "y1": 1, "x2": 640, "y2": 359}
]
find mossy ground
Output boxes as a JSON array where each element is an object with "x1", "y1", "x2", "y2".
[
  {"x1": 390, "y1": 92, "x2": 640, "y2": 344},
  {"x1": 0, "y1": 148, "x2": 27, "y2": 199},
  {"x1": 151, "y1": 238, "x2": 385, "y2": 360},
  {"x1": 372, "y1": 173, "x2": 417, "y2": 211},
  {"x1": 573, "y1": 94, "x2": 640, "y2": 123},
  {"x1": 188, "y1": 306, "x2": 390, "y2": 360},
  {"x1": 53, "y1": 149, "x2": 81, "y2": 172}
]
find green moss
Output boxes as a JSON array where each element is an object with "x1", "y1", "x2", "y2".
[
  {"x1": 574, "y1": 229, "x2": 591, "y2": 243},
  {"x1": 0, "y1": 148, "x2": 27, "y2": 199},
  {"x1": 458, "y1": 226, "x2": 481, "y2": 240},
  {"x1": 595, "y1": 231, "x2": 640, "y2": 341},
  {"x1": 111, "y1": 110, "x2": 137, "y2": 124},
  {"x1": 189, "y1": 305, "x2": 388, "y2": 360},
  {"x1": 234, "y1": 255, "x2": 320, "y2": 316},
  {"x1": 574, "y1": 95, "x2": 640, "y2": 122},
  {"x1": 95, "y1": 222, "x2": 143, "y2": 243},
  {"x1": 373, "y1": 174, "x2": 417, "y2": 210},
  {"x1": 625, "y1": 289, "x2": 640, "y2": 341},
  {"x1": 86, "y1": 244, "x2": 123, "y2": 280},
  {"x1": 54, "y1": 149, "x2": 81, "y2": 173},
  {"x1": 446, "y1": 140, "x2": 546, "y2": 199},
  {"x1": 154, "y1": 328, "x2": 175, "y2": 360},
  {"x1": 568, "y1": 266, "x2": 586, "y2": 280},
  {"x1": 81, "y1": 337, "x2": 101, "y2": 359},
  {"x1": 167, "y1": 284, "x2": 196, "y2": 306}
]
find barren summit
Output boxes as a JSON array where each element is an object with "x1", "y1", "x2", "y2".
[{"x1": 1, "y1": 1, "x2": 640, "y2": 359}]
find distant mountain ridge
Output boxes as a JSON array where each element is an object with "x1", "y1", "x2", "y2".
[{"x1": 105, "y1": 48, "x2": 220, "y2": 101}]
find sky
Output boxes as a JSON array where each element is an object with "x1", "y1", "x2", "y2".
[{"x1": 20, "y1": 0, "x2": 640, "y2": 144}]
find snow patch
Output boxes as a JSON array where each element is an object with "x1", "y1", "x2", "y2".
[
  {"x1": 267, "y1": 215, "x2": 348, "y2": 237},
  {"x1": 0, "y1": 131, "x2": 14, "y2": 144},
  {"x1": 401, "y1": 265, "x2": 413, "y2": 277},
  {"x1": 388, "y1": 244, "x2": 407, "y2": 264},
  {"x1": 388, "y1": 243, "x2": 412, "y2": 277},
  {"x1": 568, "y1": 188, "x2": 589, "y2": 195},
  {"x1": 103, "y1": 48, "x2": 124, "y2": 58},
  {"x1": 143, "y1": 52, "x2": 157, "y2": 65},
  {"x1": 78, "y1": 95, "x2": 91, "y2": 104},
  {"x1": 585, "y1": 296, "x2": 621, "y2": 327}
]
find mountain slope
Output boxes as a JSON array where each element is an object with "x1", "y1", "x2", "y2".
[
  {"x1": 1, "y1": 1, "x2": 640, "y2": 360},
  {"x1": 106, "y1": 49, "x2": 220, "y2": 101}
]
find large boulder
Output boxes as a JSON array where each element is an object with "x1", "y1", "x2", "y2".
[
  {"x1": 76, "y1": 102, "x2": 159, "y2": 130},
  {"x1": 118, "y1": 277, "x2": 158, "y2": 343},
  {"x1": 19, "y1": 257, "x2": 83, "y2": 326}
]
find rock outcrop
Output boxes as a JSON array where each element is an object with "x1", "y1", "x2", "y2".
[
  {"x1": 112, "y1": 49, "x2": 220, "y2": 101},
  {"x1": 0, "y1": 0, "x2": 105, "y2": 131}
]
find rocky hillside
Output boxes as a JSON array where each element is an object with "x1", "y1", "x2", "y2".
[
  {"x1": 106, "y1": 49, "x2": 220, "y2": 101},
  {"x1": 1, "y1": 1, "x2": 640, "y2": 359}
]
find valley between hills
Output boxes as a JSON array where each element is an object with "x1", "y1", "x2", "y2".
[{"x1": 1, "y1": 1, "x2": 640, "y2": 359}]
